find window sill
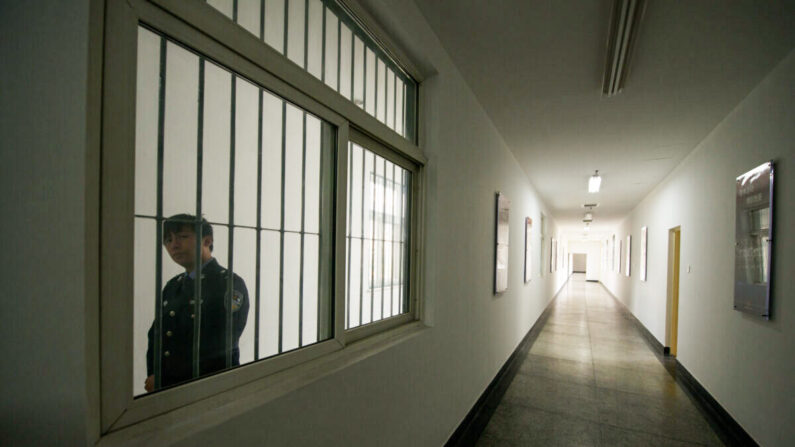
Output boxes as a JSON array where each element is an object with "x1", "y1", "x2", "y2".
[{"x1": 98, "y1": 320, "x2": 429, "y2": 446}]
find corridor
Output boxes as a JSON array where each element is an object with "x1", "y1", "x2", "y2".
[{"x1": 477, "y1": 275, "x2": 723, "y2": 446}]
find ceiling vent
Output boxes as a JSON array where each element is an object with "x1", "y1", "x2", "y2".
[
  {"x1": 602, "y1": 0, "x2": 647, "y2": 96},
  {"x1": 582, "y1": 203, "x2": 599, "y2": 209}
]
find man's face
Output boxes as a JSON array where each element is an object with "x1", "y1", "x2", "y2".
[{"x1": 164, "y1": 227, "x2": 211, "y2": 270}]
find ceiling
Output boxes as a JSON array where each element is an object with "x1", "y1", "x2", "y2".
[{"x1": 413, "y1": 0, "x2": 795, "y2": 236}]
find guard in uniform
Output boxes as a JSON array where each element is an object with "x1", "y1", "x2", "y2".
[{"x1": 145, "y1": 214, "x2": 249, "y2": 392}]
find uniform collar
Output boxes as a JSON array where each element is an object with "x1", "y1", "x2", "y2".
[{"x1": 186, "y1": 258, "x2": 217, "y2": 280}]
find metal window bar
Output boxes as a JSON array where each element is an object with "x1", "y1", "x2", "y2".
[
  {"x1": 138, "y1": 27, "x2": 335, "y2": 394},
  {"x1": 153, "y1": 35, "x2": 168, "y2": 390},
  {"x1": 226, "y1": 75, "x2": 237, "y2": 368},
  {"x1": 205, "y1": 0, "x2": 418, "y2": 142},
  {"x1": 193, "y1": 58, "x2": 206, "y2": 379}
]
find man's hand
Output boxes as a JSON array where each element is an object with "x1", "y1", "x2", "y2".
[{"x1": 145, "y1": 375, "x2": 155, "y2": 392}]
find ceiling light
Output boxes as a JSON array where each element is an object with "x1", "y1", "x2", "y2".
[
  {"x1": 602, "y1": 0, "x2": 647, "y2": 96},
  {"x1": 583, "y1": 212, "x2": 594, "y2": 222},
  {"x1": 584, "y1": 224, "x2": 591, "y2": 232},
  {"x1": 588, "y1": 170, "x2": 602, "y2": 193}
]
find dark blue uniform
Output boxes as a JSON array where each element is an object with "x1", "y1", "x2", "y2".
[{"x1": 147, "y1": 258, "x2": 249, "y2": 389}]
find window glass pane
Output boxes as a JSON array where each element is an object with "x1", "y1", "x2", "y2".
[
  {"x1": 135, "y1": 28, "x2": 159, "y2": 217},
  {"x1": 345, "y1": 142, "x2": 411, "y2": 330},
  {"x1": 259, "y1": 230, "x2": 281, "y2": 358},
  {"x1": 376, "y1": 58, "x2": 386, "y2": 124},
  {"x1": 202, "y1": 63, "x2": 232, "y2": 225},
  {"x1": 286, "y1": 0, "x2": 305, "y2": 67},
  {"x1": 261, "y1": 92, "x2": 282, "y2": 229},
  {"x1": 306, "y1": 0, "x2": 323, "y2": 79},
  {"x1": 395, "y1": 78, "x2": 404, "y2": 136},
  {"x1": 133, "y1": 27, "x2": 335, "y2": 397},
  {"x1": 264, "y1": 0, "x2": 285, "y2": 54},
  {"x1": 237, "y1": 0, "x2": 261, "y2": 37},
  {"x1": 338, "y1": 24, "x2": 352, "y2": 99},
  {"x1": 304, "y1": 115, "x2": 321, "y2": 234},
  {"x1": 365, "y1": 49, "x2": 376, "y2": 116},
  {"x1": 234, "y1": 227, "x2": 257, "y2": 364},
  {"x1": 163, "y1": 41, "x2": 198, "y2": 217},
  {"x1": 353, "y1": 36, "x2": 364, "y2": 109},
  {"x1": 234, "y1": 77, "x2": 259, "y2": 227},
  {"x1": 386, "y1": 69, "x2": 395, "y2": 131},
  {"x1": 283, "y1": 105, "x2": 303, "y2": 232},
  {"x1": 323, "y1": 10, "x2": 338, "y2": 89}
]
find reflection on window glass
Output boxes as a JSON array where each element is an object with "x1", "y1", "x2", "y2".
[
  {"x1": 206, "y1": 0, "x2": 417, "y2": 141},
  {"x1": 345, "y1": 142, "x2": 410, "y2": 329},
  {"x1": 134, "y1": 26, "x2": 335, "y2": 396}
]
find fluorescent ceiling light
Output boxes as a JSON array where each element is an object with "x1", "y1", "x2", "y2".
[
  {"x1": 602, "y1": 0, "x2": 647, "y2": 96},
  {"x1": 588, "y1": 171, "x2": 602, "y2": 193}
]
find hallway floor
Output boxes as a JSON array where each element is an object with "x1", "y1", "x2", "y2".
[{"x1": 477, "y1": 274, "x2": 724, "y2": 446}]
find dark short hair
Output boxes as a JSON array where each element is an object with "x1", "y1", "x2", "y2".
[{"x1": 163, "y1": 214, "x2": 214, "y2": 251}]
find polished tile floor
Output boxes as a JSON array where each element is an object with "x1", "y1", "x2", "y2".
[{"x1": 477, "y1": 274, "x2": 723, "y2": 446}]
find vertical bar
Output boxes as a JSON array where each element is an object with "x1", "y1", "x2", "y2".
[
  {"x1": 374, "y1": 59, "x2": 378, "y2": 123},
  {"x1": 303, "y1": 0, "x2": 309, "y2": 70},
  {"x1": 392, "y1": 72, "x2": 397, "y2": 131},
  {"x1": 358, "y1": 145, "x2": 365, "y2": 325},
  {"x1": 226, "y1": 76, "x2": 237, "y2": 368},
  {"x1": 401, "y1": 83, "x2": 406, "y2": 138},
  {"x1": 153, "y1": 36, "x2": 167, "y2": 390},
  {"x1": 192, "y1": 58, "x2": 206, "y2": 379},
  {"x1": 369, "y1": 154, "x2": 377, "y2": 323},
  {"x1": 233, "y1": 0, "x2": 239, "y2": 22},
  {"x1": 254, "y1": 88, "x2": 263, "y2": 360},
  {"x1": 390, "y1": 163, "x2": 397, "y2": 315},
  {"x1": 402, "y1": 171, "x2": 410, "y2": 313},
  {"x1": 362, "y1": 45, "x2": 367, "y2": 113},
  {"x1": 320, "y1": 5, "x2": 326, "y2": 83},
  {"x1": 283, "y1": 0, "x2": 289, "y2": 55},
  {"x1": 336, "y1": 19, "x2": 341, "y2": 93},
  {"x1": 260, "y1": 0, "x2": 265, "y2": 42},
  {"x1": 278, "y1": 101, "x2": 287, "y2": 353},
  {"x1": 398, "y1": 169, "x2": 405, "y2": 313},
  {"x1": 349, "y1": 30, "x2": 354, "y2": 103},
  {"x1": 298, "y1": 112, "x2": 307, "y2": 346},
  {"x1": 345, "y1": 143, "x2": 353, "y2": 328},
  {"x1": 380, "y1": 158, "x2": 386, "y2": 319}
]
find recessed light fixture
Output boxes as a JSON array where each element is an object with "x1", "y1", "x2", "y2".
[{"x1": 588, "y1": 170, "x2": 602, "y2": 193}]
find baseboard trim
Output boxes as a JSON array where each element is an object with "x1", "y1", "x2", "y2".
[
  {"x1": 444, "y1": 283, "x2": 563, "y2": 446},
  {"x1": 597, "y1": 282, "x2": 758, "y2": 447}
]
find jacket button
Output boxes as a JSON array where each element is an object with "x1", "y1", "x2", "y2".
[
  {"x1": 169, "y1": 310, "x2": 175, "y2": 317},
  {"x1": 166, "y1": 331, "x2": 172, "y2": 337},
  {"x1": 164, "y1": 351, "x2": 170, "y2": 357},
  {"x1": 190, "y1": 314, "x2": 195, "y2": 319},
  {"x1": 163, "y1": 300, "x2": 168, "y2": 307}
]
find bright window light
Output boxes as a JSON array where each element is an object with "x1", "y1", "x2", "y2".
[{"x1": 588, "y1": 171, "x2": 601, "y2": 193}]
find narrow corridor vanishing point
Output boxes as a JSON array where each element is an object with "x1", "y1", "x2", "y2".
[{"x1": 477, "y1": 274, "x2": 723, "y2": 446}]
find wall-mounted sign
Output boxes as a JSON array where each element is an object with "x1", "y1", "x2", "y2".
[
  {"x1": 640, "y1": 226, "x2": 648, "y2": 282},
  {"x1": 734, "y1": 161, "x2": 774, "y2": 319},
  {"x1": 494, "y1": 192, "x2": 510, "y2": 293},
  {"x1": 626, "y1": 235, "x2": 632, "y2": 277},
  {"x1": 524, "y1": 217, "x2": 532, "y2": 283}
]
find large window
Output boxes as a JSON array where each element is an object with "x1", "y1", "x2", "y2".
[
  {"x1": 100, "y1": 0, "x2": 423, "y2": 435},
  {"x1": 133, "y1": 26, "x2": 335, "y2": 396},
  {"x1": 345, "y1": 140, "x2": 411, "y2": 330},
  {"x1": 205, "y1": 0, "x2": 418, "y2": 142}
]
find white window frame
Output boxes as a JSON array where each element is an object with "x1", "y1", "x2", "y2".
[{"x1": 98, "y1": 0, "x2": 425, "y2": 440}]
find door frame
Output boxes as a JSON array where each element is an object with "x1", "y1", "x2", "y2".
[{"x1": 665, "y1": 226, "x2": 681, "y2": 356}]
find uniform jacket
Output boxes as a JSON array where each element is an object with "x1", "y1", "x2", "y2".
[{"x1": 147, "y1": 258, "x2": 249, "y2": 389}]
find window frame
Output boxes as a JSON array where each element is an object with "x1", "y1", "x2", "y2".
[{"x1": 99, "y1": 0, "x2": 425, "y2": 438}]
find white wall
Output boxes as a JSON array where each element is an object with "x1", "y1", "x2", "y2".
[
  {"x1": 601, "y1": 49, "x2": 795, "y2": 447},
  {"x1": 1, "y1": 0, "x2": 569, "y2": 445},
  {"x1": 0, "y1": 0, "x2": 93, "y2": 445}
]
